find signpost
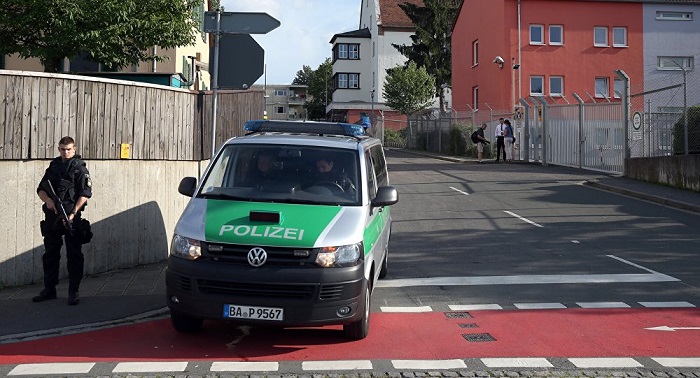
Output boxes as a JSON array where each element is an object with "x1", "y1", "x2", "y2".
[{"x1": 207, "y1": 10, "x2": 280, "y2": 157}]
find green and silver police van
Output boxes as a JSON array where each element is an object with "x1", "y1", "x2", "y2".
[{"x1": 166, "y1": 120, "x2": 398, "y2": 340}]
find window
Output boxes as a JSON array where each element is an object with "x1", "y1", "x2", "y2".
[
  {"x1": 549, "y1": 76, "x2": 563, "y2": 96},
  {"x1": 472, "y1": 86, "x2": 479, "y2": 111},
  {"x1": 274, "y1": 89, "x2": 287, "y2": 97},
  {"x1": 594, "y1": 27, "x2": 608, "y2": 46},
  {"x1": 595, "y1": 77, "x2": 609, "y2": 98},
  {"x1": 472, "y1": 40, "x2": 479, "y2": 66},
  {"x1": 612, "y1": 27, "x2": 627, "y2": 47},
  {"x1": 658, "y1": 56, "x2": 694, "y2": 70},
  {"x1": 614, "y1": 78, "x2": 624, "y2": 99},
  {"x1": 337, "y1": 44, "x2": 348, "y2": 59},
  {"x1": 530, "y1": 76, "x2": 544, "y2": 96},
  {"x1": 348, "y1": 73, "x2": 359, "y2": 88},
  {"x1": 656, "y1": 11, "x2": 693, "y2": 21},
  {"x1": 275, "y1": 106, "x2": 286, "y2": 114},
  {"x1": 337, "y1": 73, "x2": 348, "y2": 89},
  {"x1": 349, "y1": 45, "x2": 359, "y2": 59},
  {"x1": 335, "y1": 43, "x2": 360, "y2": 60},
  {"x1": 530, "y1": 24, "x2": 544, "y2": 44},
  {"x1": 549, "y1": 25, "x2": 563, "y2": 45}
]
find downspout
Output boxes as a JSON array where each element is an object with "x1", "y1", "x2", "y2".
[
  {"x1": 517, "y1": 0, "x2": 522, "y2": 103},
  {"x1": 152, "y1": 46, "x2": 157, "y2": 72}
]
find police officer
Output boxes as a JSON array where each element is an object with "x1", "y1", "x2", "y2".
[{"x1": 33, "y1": 136, "x2": 92, "y2": 306}]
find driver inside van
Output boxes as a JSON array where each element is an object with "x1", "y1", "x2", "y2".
[
  {"x1": 312, "y1": 157, "x2": 355, "y2": 193},
  {"x1": 242, "y1": 152, "x2": 277, "y2": 186}
]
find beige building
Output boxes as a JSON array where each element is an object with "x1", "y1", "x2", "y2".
[{"x1": 252, "y1": 84, "x2": 309, "y2": 121}]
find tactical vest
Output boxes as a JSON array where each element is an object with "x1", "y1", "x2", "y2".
[{"x1": 48, "y1": 156, "x2": 84, "y2": 204}]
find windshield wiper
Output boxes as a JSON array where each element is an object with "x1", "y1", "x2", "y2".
[{"x1": 197, "y1": 192, "x2": 248, "y2": 201}]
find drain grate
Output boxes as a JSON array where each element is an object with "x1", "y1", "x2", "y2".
[
  {"x1": 445, "y1": 311, "x2": 472, "y2": 319},
  {"x1": 459, "y1": 323, "x2": 479, "y2": 328},
  {"x1": 462, "y1": 333, "x2": 496, "y2": 342}
]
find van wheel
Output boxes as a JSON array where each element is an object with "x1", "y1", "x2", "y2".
[
  {"x1": 171, "y1": 311, "x2": 203, "y2": 333},
  {"x1": 378, "y1": 253, "x2": 388, "y2": 279},
  {"x1": 343, "y1": 280, "x2": 371, "y2": 340}
]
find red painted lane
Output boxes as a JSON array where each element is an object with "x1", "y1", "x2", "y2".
[{"x1": 0, "y1": 309, "x2": 697, "y2": 364}]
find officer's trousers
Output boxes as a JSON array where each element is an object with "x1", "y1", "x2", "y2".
[{"x1": 42, "y1": 231, "x2": 84, "y2": 292}]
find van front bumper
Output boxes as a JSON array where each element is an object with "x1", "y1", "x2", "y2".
[{"x1": 165, "y1": 257, "x2": 366, "y2": 326}]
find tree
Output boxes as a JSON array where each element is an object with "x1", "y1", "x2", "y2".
[
  {"x1": 0, "y1": 0, "x2": 204, "y2": 72},
  {"x1": 383, "y1": 61, "x2": 435, "y2": 117},
  {"x1": 672, "y1": 105, "x2": 700, "y2": 155},
  {"x1": 293, "y1": 59, "x2": 332, "y2": 120},
  {"x1": 392, "y1": 0, "x2": 461, "y2": 112}
]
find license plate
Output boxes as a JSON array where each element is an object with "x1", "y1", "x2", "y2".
[{"x1": 224, "y1": 304, "x2": 284, "y2": 321}]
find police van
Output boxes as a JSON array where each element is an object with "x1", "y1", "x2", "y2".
[{"x1": 166, "y1": 120, "x2": 398, "y2": 340}]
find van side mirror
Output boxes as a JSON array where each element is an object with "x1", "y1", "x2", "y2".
[
  {"x1": 371, "y1": 186, "x2": 399, "y2": 207},
  {"x1": 178, "y1": 177, "x2": 197, "y2": 197}
]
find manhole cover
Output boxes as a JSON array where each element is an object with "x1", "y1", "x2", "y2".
[
  {"x1": 459, "y1": 323, "x2": 479, "y2": 328},
  {"x1": 445, "y1": 311, "x2": 472, "y2": 319},
  {"x1": 462, "y1": 333, "x2": 496, "y2": 342}
]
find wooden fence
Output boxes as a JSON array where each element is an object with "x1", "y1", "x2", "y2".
[{"x1": 0, "y1": 70, "x2": 264, "y2": 161}]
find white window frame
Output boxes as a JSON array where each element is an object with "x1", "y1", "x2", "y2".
[
  {"x1": 594, "y1": 26, "x2": 608, "y2": 47},
  {"x1": 656, "y1": 11, "x2": 693, "y2": 21},
  {"x1": 472, "y1": 40, "x2": 479, "y2": 66},
  {"x1": 337, "y1": 73, "x2": 348, "y2": 89},
  {"x1": 613, "y1": 78, "x2": 624, "y2": 99},
  {"x1": 549, "y1": 25, "x2": 563, "y2": 45},
  {"x1": 595, "y1": 77, "x2": 609, "y2": 98},
  {"x1": 549, "y1": 76, "x2": 563, "y2": 96},
  {"x1": 658, "y1": 56, "x2": 694, "y2": 71},
  {"x1": 348, "y1": 44, "x2": 359, "y2": 59},
  {"x1": 530, "y1": 24, "x2": 544, "y2": 45},
  {"x1": 337, "y1": 44, "x2": 348, "y2": 59},
  {"x1": 473, "y1": 86, "x2": 479, "y2": 111},
  {"x1": 348, "y1": 73, "x2": 359, "y2": 88},
  {"x1": 612, "y1": 27, "x2": 627, "y2": 47},
  {"x1": 274, "y1": 89, "x2": 287, "y2": 97},
  {"x1": 530, "y1": 76, "x2": 544, "y2": 96}
]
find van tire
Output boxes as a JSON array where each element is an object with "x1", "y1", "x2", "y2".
[
  {"x1": 378, "y1": 253, "x2": 388, "y2": 279},
  {"x1": 343, "y1": 280, "x2": 371, "y2": 340},
  {"x1": 171, "y1": 311, "x2": 204, "y2": 333}
]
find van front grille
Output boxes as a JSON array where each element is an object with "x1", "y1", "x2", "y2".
[
  {"x1": 197, "y1": 279, "x2": 315, "y2": 299},
  {"x1": 206, "y1": 243, "x2": 314, "y2": 266}
]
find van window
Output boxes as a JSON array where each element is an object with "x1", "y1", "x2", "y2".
[
  {"x1": 198, "y1": 144, "x2": 361, "y2": 205},
  {"x1": 369, "y1": 145, "x2": 388, "y2": 187},
  {"x1": 364, "y1": 151, "x2": 377, "y2": 199}
]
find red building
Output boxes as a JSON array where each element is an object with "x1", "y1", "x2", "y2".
[{"x1": 452, "y1": 0, "x2": 644, "y2": 114}]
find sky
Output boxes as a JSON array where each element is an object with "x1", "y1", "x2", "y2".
[{"x1": 220, "y1": 0, "x2": 361, "y2": 85}]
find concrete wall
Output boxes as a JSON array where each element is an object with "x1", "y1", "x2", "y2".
[
  {"x1": 0, "y1": 160, "x2": 207, "y2": 288},
  {"x1": 626, "y1": 155, "x2": 700, "y2": 192}
]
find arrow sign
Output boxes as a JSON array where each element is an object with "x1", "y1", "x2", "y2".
[
  {"x1": 646, "y1": 326, "x2": 700, "y2": 332},
  {"x1": 204, "y1": 12, "x2": 280, "y2": 34}
]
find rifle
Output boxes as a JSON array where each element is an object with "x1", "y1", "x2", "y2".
[{"x1": 40, "y1": 179, "x2": 73, "y2": 236}]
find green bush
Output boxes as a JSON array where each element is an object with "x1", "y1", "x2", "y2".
[
  {"x1": 673, "y1": 106, "x2": 700, "y2": 154},
  {"x1": 448, "y1": 124, "x2": 468, "y2": 155},
  {"x1": 384, "y1": 128, "x2": 406, "y2": 146}
]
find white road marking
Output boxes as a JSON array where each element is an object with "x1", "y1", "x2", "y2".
[
  {"x1": 606, "y1": 255, "x2": 665, "y2": 274},
  {"x1": 392, "y1": 359, "x2": 467, "y2": 370},
  {"x1": 652, "y1": 358, "x2": 700, "y2": 367},
  {"x1": 569, "y1": 357, "x2": 643, "y2": 368},
  {"x1": 514, "y1": 303, "x2": 567, "y2": 309},
  {"x1": 376, "y1": 273, "x2": 678, "y2": 288},
  {"x1": 450, "y1": 186, "x2": 470, "y2": 195},
  {"x1": 482, "y1": 358, "x2": 553, "y2": 368},
  {"x1": 576, "y1": 302, "x2": 630, "y2": 308},
  {"x1": 112, "y1": 362, "x2": 188, "y2": 373},
  {"x1": 211, "y1": 362, "x2": 279, "y2": 372},
  {"x1": 646, "y1": 326, "x2": 700, "y2": 332},
  {"x1": 9, "y1": 363, "x2": 95, "y2": 375},
  {"x1": 380, "y1": 306, "x2": 433, "y2": 312},
  {"x1": 449, "y1": 304, "x2": 503, "y2": 311},
  {"x1": 640, "y1": 301, "x2": 695, "y2": 308},
  {"x1": 503, "y1": 210, "x2": 544, "y2": 227},
  {"x1": 302, "y1": 360, "x2": 373, "y2": 370}
]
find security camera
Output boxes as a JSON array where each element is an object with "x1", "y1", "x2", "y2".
[{"x1": 493, "y1": 56, "x2": 505, "y2": 64}]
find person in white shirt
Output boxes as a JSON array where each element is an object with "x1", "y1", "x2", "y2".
[{"x1": 495, "y1": 118, "x2": 506, "y2": 162}]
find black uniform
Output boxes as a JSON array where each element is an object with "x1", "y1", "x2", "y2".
[{"x1": 36, "y1": 155, "x2": 92, "y2": 294}]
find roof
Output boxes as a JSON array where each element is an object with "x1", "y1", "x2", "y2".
[
  {"x1": 330, "y1": 28, "x2": 371, "y2": 44},
  {"x1": 379, "y1": 0, "x2": 424, "y2": 28}
]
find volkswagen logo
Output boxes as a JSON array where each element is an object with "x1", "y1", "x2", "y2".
[{"x1": 247, "y1": 247, "x2": 268, "y2": 267}]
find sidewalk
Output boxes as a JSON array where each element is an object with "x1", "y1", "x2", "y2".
[{"x1": 0, "y1": 151, "x2": 698, "y2": 344}]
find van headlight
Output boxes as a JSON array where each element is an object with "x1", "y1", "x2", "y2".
[
  {"x1": 170, "y1": 234, "x2": 202, "y2": 260},
  {"x1": 315, "y1": 244, "x2": 362, "y2": 267}
]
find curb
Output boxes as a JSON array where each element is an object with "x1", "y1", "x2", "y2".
[{"x1": 584, "y1": 180, "x2": 700, "y2": 214}]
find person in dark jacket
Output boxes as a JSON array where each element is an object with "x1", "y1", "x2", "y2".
[{"x1": 33, "y1": 136, "x2": 93, "y2": 306}]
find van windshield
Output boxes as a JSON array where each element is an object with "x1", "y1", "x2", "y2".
[{"x1": 198, "y1": 144, "x2": 361, "y2": 206}]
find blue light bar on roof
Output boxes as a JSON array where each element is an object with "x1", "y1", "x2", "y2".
[{"x1": 244, "y1": 120, "x2": 366, "y2": 137}]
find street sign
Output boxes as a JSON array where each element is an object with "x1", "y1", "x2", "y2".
[
  {"x1": 204, "y1": 12, "x2": 280, "y2": 34},
  {"x1": 210, "y1": 34, "x2": 264, "y2": 89}
]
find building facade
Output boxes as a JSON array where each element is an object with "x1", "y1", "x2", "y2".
[{"x1": 251, "y1": 84, "x2": 309, "y2": 121}]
